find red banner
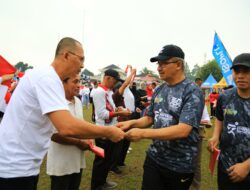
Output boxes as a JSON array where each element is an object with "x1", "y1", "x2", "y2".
[
  {"x1": 0, "y1": 55, "x2": 16, "y2": 87},
  {"x1": 209, "y1": 148, "x2": 220, "y2": 175}
]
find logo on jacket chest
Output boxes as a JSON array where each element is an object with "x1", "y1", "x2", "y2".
[{"x1": 169, "y1": 96, "x2": 182, "y2": 110}]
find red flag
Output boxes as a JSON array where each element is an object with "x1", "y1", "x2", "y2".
[
  {"x1": 17, "y1": 72, "x2": 25, "y2": 78},
  {"x1": 125, "y1": 65, "x2": 128, "y2": 74},
  {"x1": 209, "y1": 147, "x2": 220, "y2": 175},
  {"x1": 0, "y1": 55, "x2": 16, "y2": 112},
  {"x1": 89, "y1": 142, "x2": 105, "y2": 158},
  {"x1": 0, "y1": 55, "x2": 16, "y2": 88}
]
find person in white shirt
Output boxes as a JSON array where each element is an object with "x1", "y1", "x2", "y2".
[
  {"x1": 0, "y1": 37, "x2": 125, "y2": 190},
  {"x1": 80, "y1": 85, "x2": 90, "y2": 108},
  {"x1": 47, "y1": 74, "x2": 92, "y2": 190}
]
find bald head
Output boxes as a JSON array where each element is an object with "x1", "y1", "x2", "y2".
[{"x1": 55, "y1": 37, "x2": 81, "y2": 57}]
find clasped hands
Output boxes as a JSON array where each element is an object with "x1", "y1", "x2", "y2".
[{"x1": 115, "y1": 120, "x2": 144, "y2": 142}]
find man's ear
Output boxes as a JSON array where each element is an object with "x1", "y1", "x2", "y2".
[
  {"x1": 176, "y1": 60, "x2": 184, "y2": 71},
  {"x1": 65, "y1": 52, "x2": 70, "y2": 60}
]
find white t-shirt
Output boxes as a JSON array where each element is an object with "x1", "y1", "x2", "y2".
[
  {"x1": 123, "y1": 87, "x2": 135, "y2": 112},
  {"x1": 47, "y1": 97, "x2": 86, "y2": 176},
  {"x1": 91, "y1": 85, "x2": 117, "y2": 126},
  {"x1": 80, "y1": 87, "x2": 90, "y2": 96},
  {"x1": 0, "y1": 66, "x2": 68, "y2": 178}
]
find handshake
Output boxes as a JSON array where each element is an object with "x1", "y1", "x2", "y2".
[{"x1": 106, "y1": 120, "x2": 144, "y2": 142}]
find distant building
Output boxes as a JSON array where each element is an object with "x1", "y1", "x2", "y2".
[{"x1": 80, "y1": 69, "x2": 94, "y2": 83}]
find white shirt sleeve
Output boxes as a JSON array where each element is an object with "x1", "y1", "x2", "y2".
[
  {"x1": 35, "y1": 76, "x2": 68, "y2": 115},
  {"x1": 124, "y1": 87, "x2": 135, "y2": 111}
]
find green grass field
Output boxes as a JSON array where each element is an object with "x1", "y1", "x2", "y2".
[{"x1": 37, "y1": 105, "x2": 218, "y2": 190}]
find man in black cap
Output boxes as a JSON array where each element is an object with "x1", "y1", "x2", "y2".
[
  {"x1": 90, "y1": 69, "x2": 131, "y2": 190},
  {"x1": 208, "y1": 53, "x2": 250, "y2": 190},
  {"x1": 117, "y1": 45, "x2": 204, "y2": 190}
]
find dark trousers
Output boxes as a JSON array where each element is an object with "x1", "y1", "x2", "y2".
[
  {"x1": 110, "y1": 139, "x2": 130, "y2": 171},
  {"x1": 218, "y1": 166, "x2": 250, "y2": 190},
  {"x1": 117, "y1": 139, "x2": 130, "y2": 166},
  {"x1": 91, "y1": 139, "x2": 122, "y2": 190},
  {"x1": 210, "y1": 103, "x2": 215, "y2": 116},
  {"x1": 142, "y1": 155, "x2": 194, "y2": 190},
  {"x1": 50, "y1": 169, "x2": 82, "y2": 190},
  {"x1": 0, "y1": 175, "x2": 39, "y2": 190}
]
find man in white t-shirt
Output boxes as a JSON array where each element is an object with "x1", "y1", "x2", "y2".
[
  {"x1": 47, "y1": 74, "x2": 92, "y2": 190},
  {"x1": 0, "y1": 37, "x2": 125, "y2": 190}
]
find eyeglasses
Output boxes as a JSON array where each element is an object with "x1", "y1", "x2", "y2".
[
  {"x1": 68, "y1": 51, "x2": 85, "y2": 62},
  {"x1": 157, "y1": 60, "x2": 179, "y2": 68}
]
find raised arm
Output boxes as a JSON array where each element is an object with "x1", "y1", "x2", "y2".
[{"x1": 118, "y1": 68, "x2": 136, "y2": 95}]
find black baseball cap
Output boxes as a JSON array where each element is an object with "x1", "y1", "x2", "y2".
[
  {"x1": 150, "y1": 44, "x2": 185, "y2": 62},
  {"x1": 231, "y1": 53, "x2": 250, "y2": 69},
  {"x1": 104, "y1": 69, "x2": 124, "y2": 82}
]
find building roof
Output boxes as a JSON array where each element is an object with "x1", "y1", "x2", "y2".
[{"x1": 82, "y1": 68, "x2": 94, "y2": 76}]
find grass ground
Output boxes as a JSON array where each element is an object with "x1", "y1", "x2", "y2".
[{"x1": 37, "y1": 105, "x2": 218, "y2": 190}]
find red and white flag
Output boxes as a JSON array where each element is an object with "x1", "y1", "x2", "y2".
[{"x1": 0, "y1": 55, "x2": 16, "y2": 112}]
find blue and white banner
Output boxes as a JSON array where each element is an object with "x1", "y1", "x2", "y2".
[{"x1": 212, "y1": 32, "x2": 234, "y2": 85}]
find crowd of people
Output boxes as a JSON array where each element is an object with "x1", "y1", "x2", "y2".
[{"x1": 0, "y1": 37, "x2": 249, "y2": 190}]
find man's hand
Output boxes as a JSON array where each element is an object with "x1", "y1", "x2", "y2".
[
  {"x1": 117, "y1": 110, "x2": 132, "y2": 117},
  {"x1": 125, "y1": 128, "x2": 144, "y2": 141},
  {"x1": 77, "y1": 139, "x2": 91, "y2": 150},
  {"x1": 107, "y1": 126, "x2": 125, "y2": 142},
  {"x1": 116, "y1": 120, "x2": 133, "y2": 131},
  {"x1": 136, "y1": 107, "x2": 142, "y2": 113},
  {"x1": 116, "y1": 106, "x2": 125, "y2": 111},
  {"x1": 200, "y1": 120, "x2": 212, "y2": 128},
  {"x1": 207, "y1": 136, "x2": 219, "y2": 152},
  {"x1": 227, "y1": 162, "x2": 250, "y2": 182}
]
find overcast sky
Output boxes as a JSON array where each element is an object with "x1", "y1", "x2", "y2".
[{"x1": 0, "y1": 0, "x2": 249, "y2": 75}]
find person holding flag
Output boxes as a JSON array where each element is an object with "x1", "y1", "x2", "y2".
[
  {"x1": 0, "y1": 56, "x2": 17, "y2": 113},
  {"x1": 0, "y1": 57, "x2": 20, "y2": 122}
]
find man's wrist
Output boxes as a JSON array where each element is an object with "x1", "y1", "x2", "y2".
[
  {"x1": 140, "y1": 129, "x2": 147, "y2": 139},
  {"x1": 244, "y1": 158, "x2": 250, "y2": 171},
  {"x1": 129, "y1": 119, "x2": 137, "y2": 129}
]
